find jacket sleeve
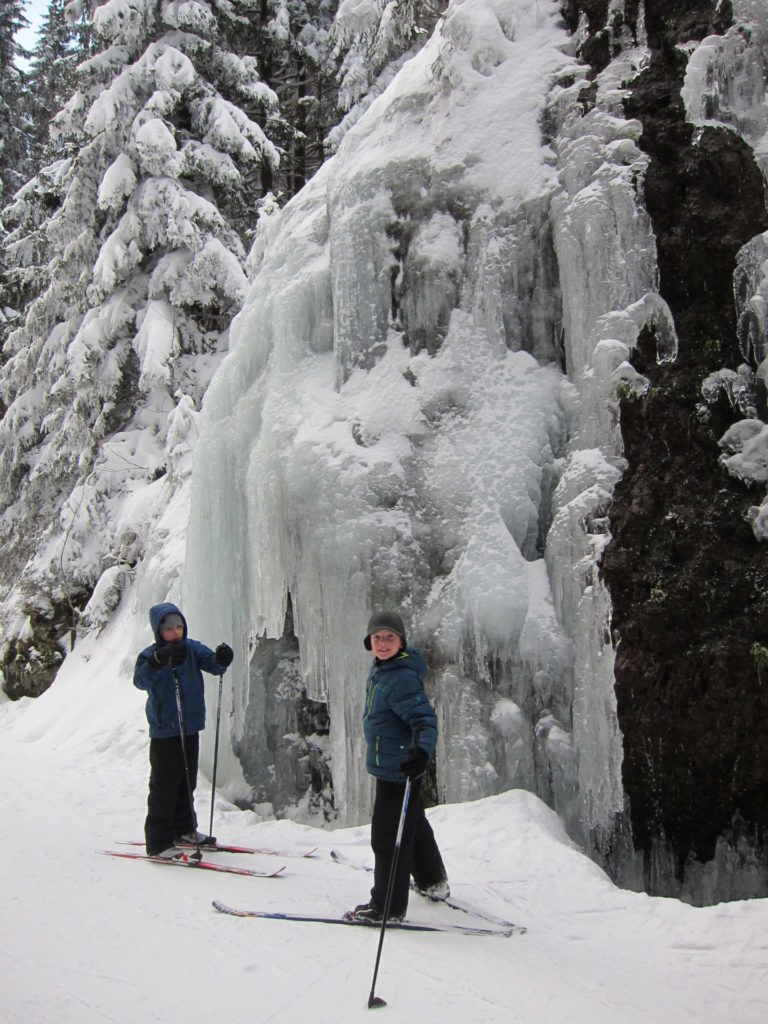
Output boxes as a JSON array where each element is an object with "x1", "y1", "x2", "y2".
[
  {"x1": 388, "y1": 670, "x2": 438, "y2": 756},
  {"x1": 133, "y1": 647, "x2": 157, "y2": 692},
  {"x1": 190, "y1": 640, "x2": 225, "y2": 676}
]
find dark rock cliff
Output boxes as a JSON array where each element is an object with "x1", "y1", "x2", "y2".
[{"x1": 564, "y1": 0, "x2": 768, "y2": 899}]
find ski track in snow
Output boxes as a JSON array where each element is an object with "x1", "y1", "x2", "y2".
[{"x1": 2, "y1": 714, "x2": 767, "y2": 1024}]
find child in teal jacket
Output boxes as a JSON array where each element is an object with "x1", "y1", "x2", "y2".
[{"x1": 352, "y1": 611, "x2": 449, "y2": 922}]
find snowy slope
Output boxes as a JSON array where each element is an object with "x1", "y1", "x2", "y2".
[{"x1": 2, "y1": 620, "x2": 767, "y2": 1023}]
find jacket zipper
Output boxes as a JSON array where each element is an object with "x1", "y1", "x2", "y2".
[
  {"x1": 365, "y1": 671, "x2": 380, "y2": 765},
  {"x1": 364, "y1": 672, "x2": 378, "y2": 720}
]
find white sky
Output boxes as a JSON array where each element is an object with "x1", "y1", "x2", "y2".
[{"x1": 16, "y1": 0, "x2": 51, "y2": 56}]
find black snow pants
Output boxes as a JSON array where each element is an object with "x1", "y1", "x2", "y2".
[
  {"x1": 370, "y1": 777, "x2": 447, "y2": 917},
  {"x1": 145, "y1": 733, "x2": 199, "y2": 855}
]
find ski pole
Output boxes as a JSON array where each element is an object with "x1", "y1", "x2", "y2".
[
  {"x1": 172, "y1": 669, "x2": 203, "y2": 862},
  {"x1": 367, "y1": 728, "x2": 420, "y2": 1010},
  {"x1": 367, "y1": 776, "x2": 411, "y2": 1009},
  {"x1": 208, "y1": 673, "x2": 224, "y2": 841}
]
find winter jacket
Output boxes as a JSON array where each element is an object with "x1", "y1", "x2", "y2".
[
  {"x1": 363, "y1": 647, "x2": 438, "y2": 782},
  {"x1": 133, "y1": 602, "x2": 223, "y2": 739}
]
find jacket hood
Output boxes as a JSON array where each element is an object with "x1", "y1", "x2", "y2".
[{"x1": 149, "y1": 602, "x2": 188, "y2": 643}]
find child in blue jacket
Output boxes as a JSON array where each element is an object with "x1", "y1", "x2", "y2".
[
  {"x1": 351, "y1": 610, "x2": 448, "y2": 922},
  {"x1": 133, "y1": 602, "x2": 233, "y2": 858}
]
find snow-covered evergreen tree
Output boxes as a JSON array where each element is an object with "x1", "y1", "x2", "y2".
[
  {"x1": 0, "y1": 0, "x2": 32, "y2": 206},
  {"x1": 258, "y1": 0, "x2": 339, "y2": 193},
  {"x1": 0, "y1": 0, "x2": 33, "y2": 358},
  {"x1": 25, "y1": 0, "x2": 88, "y2": 169},
  {"x1": 326, "y1": 0, "x2": 446, "y2": 150},
  {"x1": 0, "y1": 0, "x2": 282, "y2": 697}
]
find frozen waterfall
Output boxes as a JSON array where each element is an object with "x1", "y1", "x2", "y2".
[{"x1": 181, "y1": 0, "x2": 672, "y2": 853}]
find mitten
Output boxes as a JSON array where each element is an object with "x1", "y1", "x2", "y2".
[
  {"x1": 399, "y1": 747, "x2": 429, "y2": 779},
  {"x1": 149, "y1": 644, "x2": 174, "y2": 669},
  {"x1": 169, "y1": 644, "x2": 187, "y2": 667},
  {"x1": 215, "y1": 643, "x2": 234, "y2": 668}
]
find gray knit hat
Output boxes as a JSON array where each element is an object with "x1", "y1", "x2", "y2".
[
  {"x1": 159, "y1": 612, "x2": 184, "y2": 631},
  {"x1": 364, "y1": 611, "x2": 407, "y2": 651}
]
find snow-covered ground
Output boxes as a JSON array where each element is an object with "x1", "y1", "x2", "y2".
[{"x1": 2, "y1": 621, "x2": 767, "y2": 1024}]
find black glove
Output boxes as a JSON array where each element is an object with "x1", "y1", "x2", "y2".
[
  {"x1": 399, "y1": 747, "x2": 429, "y2": 779},
  {"x1": 169, "y1": 643, "x2": 187, "y2": 667},
  {"x1": 149, "y1": 643, "x2": 174, "y2": 669},
  {"x1": 215, "y1": 643, "x2": 234, "y2": 668},
  {"x1": 149, "y1": 643, "x2": 187, "y2": 669}
]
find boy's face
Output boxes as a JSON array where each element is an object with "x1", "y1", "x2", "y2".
[
  {"x1": 370, "y1": 629, "x2": 402, "y2": 660},
  {"x1": 160, "y1": 624, "x2": 184, "y2": 643}
]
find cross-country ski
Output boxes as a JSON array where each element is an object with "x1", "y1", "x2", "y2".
[
  {"x1": 116, "y1": 839, "x2": 318, "y2": 858},
  {"x1": 211, "y1": 900, "x2": 518, "y2": 936},
  {"x1": 98, "y1": 849, "x2": 285, "y2": 878},
  {"x1": 329, "y1": 848, "x2": 522, "y2": 930}
]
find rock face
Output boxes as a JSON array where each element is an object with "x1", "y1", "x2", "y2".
[
  {"x1": 1, "y1": 597, "x2": 78, "y2": 700},
  {"x1": 569, "y1": 0, "x2": 768, "y2": 899}
]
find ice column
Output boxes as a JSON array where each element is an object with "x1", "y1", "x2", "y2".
[{"x1": 547, "y1": 46, "x2": 677, "y2": 845}]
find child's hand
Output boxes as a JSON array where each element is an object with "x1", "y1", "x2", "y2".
[
  {"x1": 169, "y1": 644, "x2": 187, "y2": 667},
  {"x1": 149, "y1": 643, "x2": 186, "y2": 669},
  {"x1": 215, "y1": 643, "x2": 234, "y2": 668},
  {"x1": 399, "y1": 747, "x2": 429, "y2": 779},
  {"x1": 149, "y1": 644, "x2": 175, "y2": 669}
]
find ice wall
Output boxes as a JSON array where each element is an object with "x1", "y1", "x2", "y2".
[
  {"x1": 681, "y1": 0, "x2": 768, "y2": 172},
  {"x1": 681, "y1": 1, "x2": 768, "y2": 540},
  {"x1": 182, "y1": 0, "x2": 671, "y2": 848}
]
